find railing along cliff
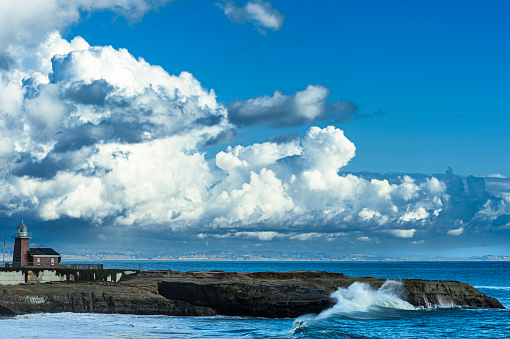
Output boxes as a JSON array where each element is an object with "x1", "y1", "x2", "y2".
[
  {"x1": 65, "y1": 263, "x2": 104, "y2": 269},
  {"x1": 4, "y1": 262, "x2": 103, "y2": 269}
]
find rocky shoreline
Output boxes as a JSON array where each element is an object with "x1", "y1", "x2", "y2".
[{"x1": 0, "y1": 271, "x2": 504, "y2": 318}]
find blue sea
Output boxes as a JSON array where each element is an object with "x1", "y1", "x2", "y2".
[{"x1": 1, "y1": 261, "x2": 508, "y2": 338}]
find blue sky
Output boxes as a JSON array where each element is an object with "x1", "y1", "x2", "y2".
[
  {"x1": 0, "y1": 0, "x2": 509, "y2": 257},
  {"x1": 67, "y1": 0, "x2": 510, "y2": 176}
]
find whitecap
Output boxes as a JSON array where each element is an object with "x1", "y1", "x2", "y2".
[{"x1": 474, "y1": 286, "x2": 510, "y2": 290}]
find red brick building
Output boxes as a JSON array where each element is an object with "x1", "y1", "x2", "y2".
[{"x1": 12, "y1": 221, "x2": 61, "y2": 268}]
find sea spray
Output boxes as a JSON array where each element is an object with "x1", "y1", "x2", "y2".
[
  {"x1": 293, "y1": 280, "x2": 416, "y2": 331},
  {"x1": 323, "y1": 280, "x2": 415, "y2": 316}
]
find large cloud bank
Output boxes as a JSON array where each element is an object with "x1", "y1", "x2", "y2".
[{"x1": 0, "y1": 1, "x2": 509, "y2": 249}]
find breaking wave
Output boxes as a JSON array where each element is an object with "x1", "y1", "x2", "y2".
[{"x1": 293, "y1": 280, "x2": 416, "y2": 332}]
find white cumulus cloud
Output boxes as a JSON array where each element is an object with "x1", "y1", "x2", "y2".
[{"x1": 228, "y1": 85, "x2": 357, "y2": 127}]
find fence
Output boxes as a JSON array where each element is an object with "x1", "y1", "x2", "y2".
[
  {"x1": 4, "y1": 262, "x2": 103, "y2": 269},
  {"x1": 64, "y1": 263, "x2": 104, "y2": 270}
]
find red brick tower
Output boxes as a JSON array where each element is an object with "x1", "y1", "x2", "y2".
[{"x1": 12, "y1": 220, "x2": 31, "y2": 267}]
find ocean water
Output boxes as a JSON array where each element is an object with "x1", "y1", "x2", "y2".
[{"x1": 1, "y1": 261, "x2": 508, "y2": 338}]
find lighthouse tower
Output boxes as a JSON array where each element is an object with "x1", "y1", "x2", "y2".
[{"x1": 12, "y1": 220, "x2": 31, "y2": 267}]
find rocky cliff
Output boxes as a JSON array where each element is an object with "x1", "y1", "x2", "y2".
[
  {"x1": 0, "y1": 270, "x2": 503, "y2": 318},
  {"x1": 0, "y1": 282, "x2": 215, "y2": 316},
  {"x1": 155, "y1": 271, "x2": 504, "y2": 317}
]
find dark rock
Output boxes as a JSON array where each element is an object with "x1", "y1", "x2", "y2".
[
  {"x1": 0, "y1": 283, "x2": 216, "y2": 316},
  {"x1": 402, "y1": 279, "x2": 504, "y2": 309},
  {"x1": 159, "y1": 281, "x2": 334, "y2": 318}
]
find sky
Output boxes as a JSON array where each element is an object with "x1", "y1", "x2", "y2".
[{"x1": 0, "y1": 0, "x2": 509, "y2": 257}]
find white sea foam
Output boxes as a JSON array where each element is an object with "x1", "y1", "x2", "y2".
[
  {"x1": 475, "y1": 286, "x2": 510, "y2": 290},
  {"x1": 435, "y1": 295, "x2": 456, "y2": 308}
]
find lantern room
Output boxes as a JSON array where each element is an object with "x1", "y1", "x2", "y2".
[{"x1": 16, "y1": 220, "x2": 30, "y2": 238}]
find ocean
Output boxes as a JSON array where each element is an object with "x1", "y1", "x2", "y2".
[{"x1": 1, "y1": 261, "x2": 508, "y2": 338}]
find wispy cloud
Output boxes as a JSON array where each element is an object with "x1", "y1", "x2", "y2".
[
  {"x1": 0, "y1": 0, "x2": 172, "y2": 46},
  {"x1": 386, "y1": 229, "x2": 417, "y2": 239},
  {"x1": 447, "y1": 227, "x2": 464, "y2": 236},
  {"x1": 217, "y1": 0, "x2": 284, "y2": 34}
]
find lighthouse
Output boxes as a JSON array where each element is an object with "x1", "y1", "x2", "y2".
[
  {"x1": 11, "y1": 220, "x2": 61, "y2": 268},
  {"x1": 12, "y1": 220, "x2": 31, "y2": 267}
]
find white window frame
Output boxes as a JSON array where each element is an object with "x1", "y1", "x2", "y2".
[
  {"x1": 36, "y1": 257, "x2": 40, "y2": 266},
  {"x1": 51, "y1": 258, "x2": 55, "y2": 266}
]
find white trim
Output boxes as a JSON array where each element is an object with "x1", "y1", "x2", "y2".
[{"x1": 30, "y1": 254, "x2": 61, "y2": 257}]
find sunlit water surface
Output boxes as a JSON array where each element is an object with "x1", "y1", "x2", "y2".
[{"x1": 1, "y1": 261, "x2": 508, "y2": 339}]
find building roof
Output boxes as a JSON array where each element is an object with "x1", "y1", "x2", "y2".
[
  {"x1": 17, "y1": 220, "x2": 26, "y2": 229},
  {"x1": 29, "y1": 248, "x2": 60, "y2": 256}
]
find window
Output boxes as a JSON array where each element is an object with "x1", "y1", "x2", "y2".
[
  {"x1": 37, "y1": 258, "x2": 40, "y2": 266},
  {"x1": 51, "y1": 258, "x2": 55, "y2": 266}
]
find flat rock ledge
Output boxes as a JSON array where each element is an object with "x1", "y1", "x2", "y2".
[{"x1": 0, "y1": 271, "x2": 503, "y2": 318}]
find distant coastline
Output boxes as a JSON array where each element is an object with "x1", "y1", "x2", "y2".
[
  {"x1": 57, "y1": 257, "x2": 510, "y2": 262},
  {"x1": 4, "y1": 249, "x2": 507, "y2": 263}
]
